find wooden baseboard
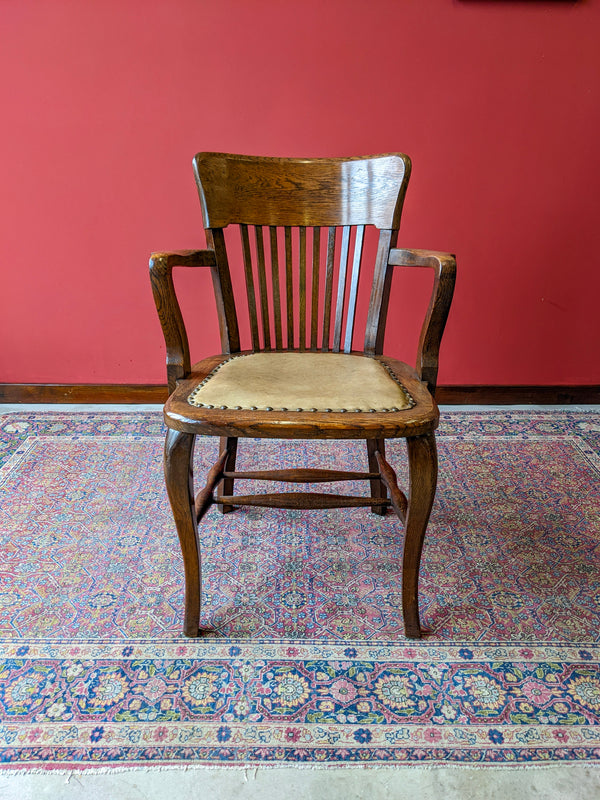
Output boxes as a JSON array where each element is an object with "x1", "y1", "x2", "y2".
[
  {"x1": 435, "y1": 385, "x2": 600, "y2": 405},
  {"x1": 0, "y1": 384, "x2": 599, "y2": 405},
  {"x1": 0, "y1": 384, "x2": 169, "y2": 404}
]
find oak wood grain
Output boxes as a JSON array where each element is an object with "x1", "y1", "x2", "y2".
[
  {"x1": 240, "y1": 224, "x2": 260, "y2": 351},
  {"x1": 321, "y1": 227, "x2": 336, "y2": 351},
  {"x1": 366, "y1": 438, "x2": 388, "y2": 516},
  {"x1": 402, "y1": 433, "x2": 438, "y2": 639},
  {"x1": 194, "y1": 447, "x2": 229, "y2": 522},
  {"x1": 284, "y1": 226, "x2": 294, "y2": 349},
  {"x1": 299, "y1": 226, "x2": 307, "y2": 350},
  {"x1": 388, "y1": 248, "x2": 457, "y2": 394},
  {"x1": 164, "y1": 352, "x2": 438, "y2": 440},
  {"x1": 332, "y1": 225, "x2": 351, "y2": 353},
  {"x1": 206, "y1": 229, "x2": 240, "y2": 354},
  {"x1": 375, "y1": 449, "x2": 408, "y2": 523},
  {"x1": 216, "y1": 493, "x2": 391, "y2": 510},
  {"x1": 310, "y1": 227, "x2": 321, "y2": 350},
  {"x1": 193, "y1": 152, "x2": 411, "y2": 228},
  {"x1": 164, "y1": 429, "x2": 200, "y2": 636},
  {"x1": 270, "y1": 226, "x2": 283, "y2": 349},
  {"x1": 149, "y1": 249, "x2": 215, "y2": 393},
  {"x1": 217, "y1": 436, "x2": 237, "y2": 514},
  {"x1": 344, "y1": 225, "x2": 365, "y2": 353},
  {"x1": 223, "y1": 468, "x2": 380, "y2": 483},
  {"x1": 255, "y1": 226, "x2": 271, "y2": 350}
]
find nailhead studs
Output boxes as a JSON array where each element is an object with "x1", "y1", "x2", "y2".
[
  {"x1": 188, "y1": 353, "x2": 417, "y2": 411},
  {"x1": 265, "y1": 407, "x2": 273, "y2": 412}
]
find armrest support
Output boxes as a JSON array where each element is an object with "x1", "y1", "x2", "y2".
[
  {"x1": 149, "y1": 249, "x2": 216, "y2": 394},
  {"x1": 388, "y1": 248, "x2": 456, "y2": 394}
]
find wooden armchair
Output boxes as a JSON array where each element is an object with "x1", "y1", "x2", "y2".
[{"x1": 150, "y1": 153, "x2": 456, "y2": 639}]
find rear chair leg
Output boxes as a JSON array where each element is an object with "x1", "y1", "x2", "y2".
[
  {"x1": 164, "y1": 429, "x2": 201, "y2": 637},
  {"x1": 403, "y1": 433, "x2": 438, "y2": 639},
  {"x1": 366, "y1": 438, "x2": 388, "y2": 515},
  {"x1": 218, "y1": 436, "x2": 238, "y2": 513}
]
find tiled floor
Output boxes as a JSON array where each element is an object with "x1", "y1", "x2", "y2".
[
  {"x1": 1, "y1": 404, "x2": 599, "y2": 798},
  {"x1": 1, "y1": 764, "x2": 600, "y2": 800}
]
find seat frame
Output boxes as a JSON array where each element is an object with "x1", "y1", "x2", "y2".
[{"x1": 150, "y1": 153, "x2": 456, "y2": 639}]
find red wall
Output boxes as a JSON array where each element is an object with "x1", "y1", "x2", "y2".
[{"x1": 1, "y1": 0, "x2": 599, "y2": 386}]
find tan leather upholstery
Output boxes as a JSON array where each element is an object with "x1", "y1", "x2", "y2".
[{"x1": 187, "y1": 352, "x2": 414, "y2": 412}]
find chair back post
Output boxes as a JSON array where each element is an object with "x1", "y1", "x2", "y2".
[
  {"x1": 205, "y1": 228, "x2": 241, "y2": 354},
  {"x1": 364, "y1": 228, "x2": 399, "y2": 354}
]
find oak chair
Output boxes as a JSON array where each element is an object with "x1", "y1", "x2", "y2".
[{"x1": 150, "y1": 153, "x2": 456, "y2": 639}]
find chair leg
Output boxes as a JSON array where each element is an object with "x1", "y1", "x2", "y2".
[
  {"x1": 217, "y1": 436, "x2": 238, "y2": 513},
  {"x1": 403, "y1": 433, "x2": 438, "y2": 639},
  {"x1": 366, "y1": 438, "x2": 388, "y2": 515},
  {"x1": 164, "y1": 428, "x2": 201, "y2": 637}
]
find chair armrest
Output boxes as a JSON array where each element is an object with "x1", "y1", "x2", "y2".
[
  {"x1": 149, "y1": 249, "x2": 217, "y2": 394},
  {"x1": 150, "y1": 249, "x2": 217, "y2": 269},
  {"x1": 388, "y1": 248, "x2": 456, "y2": 394}
]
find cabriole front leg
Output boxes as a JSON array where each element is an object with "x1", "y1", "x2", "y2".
[
  {"x1": 403, "y1": 432, "x2": 438, "y2": 639},
  {"x1": 164, "y1": 428, "x2": 201, "y2": 637}
]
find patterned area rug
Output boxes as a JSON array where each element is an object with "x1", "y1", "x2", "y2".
[{"x1": 0, "y1": 410, "x2": 599, "y2": 768}]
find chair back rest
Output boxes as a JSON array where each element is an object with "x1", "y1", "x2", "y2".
[{"x1": 193, "y1": 153, "x2": 411, "y2": 354}]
